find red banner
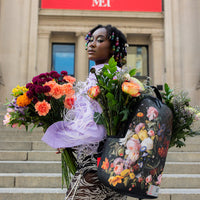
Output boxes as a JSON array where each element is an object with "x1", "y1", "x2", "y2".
[{"x1": 41, "y1": 0, "x2": 162, "y2": 12}]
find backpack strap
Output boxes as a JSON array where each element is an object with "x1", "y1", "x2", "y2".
[{"x1": 150, "y1": 86, "x2": 162, "y2": 102}]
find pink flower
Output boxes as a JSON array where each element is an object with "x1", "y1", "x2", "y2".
[
  {"x1": 114, "y1": 163, "x2": 124, "y2": 175},
  {"x1": 35, "y1": 100, "x2": 51, "y2": 116},
  {"x1": 146, "y1": 175, "x2": 152, "y2": 183},
  {"x1": 156, "y1": 174, "x2": 162, "y2": 185},
  {"x1": 127, "y1": 150, "x2": 140, "y2": 163},
  {"x1": 126, "y1": 138, "x2": 141, "y2": 152},
  {"x1": 147, "y1": 106, "x2": 158, "y2": 121},
  {"x1": 3, "y1": 113, "x2": 11, "y2": 126},
  {"x1": 148, "y1": 130, "x2": 155, "y2": 137},
  {"x1": 135, "y1": 123, "x2": 145, "y2": 134},
  {"x1": 12, "y1": 123, "x2": 25, "y2": 129}
]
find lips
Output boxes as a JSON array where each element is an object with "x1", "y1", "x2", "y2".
[{"x1": 88, "y1": 49, "x2": 95, "y2": 54}]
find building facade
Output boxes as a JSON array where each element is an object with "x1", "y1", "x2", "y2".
[{"x1": 0, "y1": 0, "x2": 200, "y2": 106}]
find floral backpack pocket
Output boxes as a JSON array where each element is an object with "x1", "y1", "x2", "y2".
[{"x1": 97, "y1": 95, "x2": 173, "y2": 199}]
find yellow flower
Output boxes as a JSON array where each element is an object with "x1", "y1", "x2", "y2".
[
  {"x1": 138, "y1": 128, "x2": 148, "y2": 141},
  {"x1": 16, "y1": 92, "x2": 32, "y2": 107},
  {"x1": 122, "y1": 82, "x2": 140, "y2": 97},
  {"x1": 108, "y1": 176, "x2": 123, "y2": 187},
  {"x1": 132, "y1": 134, "x2": 139, "y2": 140},
  {"x1": 120, "y1": 169, "x2": 130, "y2": 177},
  {"x1": 129, "y1": 173, "x2": 135, "y2": 179},
  {"x1": 12, "y1": 85, "x2": 28, "y2": 97}
]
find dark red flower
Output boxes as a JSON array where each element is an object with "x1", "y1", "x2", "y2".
[
  {"x1": 61, "y1": 71, "x2": 68, "y2": 76},
  {"x1": 49, "y1": 71, "x2": 60, "y2": 79}
]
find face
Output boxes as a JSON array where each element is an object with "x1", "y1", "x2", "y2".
[{"x1": 87, "y1": 28, "x2": 112, "y2": 65}]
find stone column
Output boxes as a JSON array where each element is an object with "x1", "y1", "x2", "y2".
[
  {"x1": 37, "y1": 31, "x2": 51, "y2": 74},
  {"x1": 27, "y1": 0, "x2": 39, "y2": 81},
  {"x1": 75, "y1": 32, "x2": 88, "y2": 81},
  {"x1": 149, "y1": 33, "x2": 165, "y2": 88}
]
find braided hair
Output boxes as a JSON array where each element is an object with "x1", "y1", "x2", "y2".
[{"x1": 85, "y1": 24, "x2": 128, "y2": 67}]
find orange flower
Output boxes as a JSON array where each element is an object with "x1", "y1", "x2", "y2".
[
  {"x1": 108, "y1": 176, "x2": 123, "y2": 186},
  {"x1": 87, "y1": 86, "x2": 100, "y2": 99},
  {"x1": 63, "y1": 75, "x2": 76, "y2": 84},
  {"x1": 44, "y1": 81, "x2": 57, "y2": 96},
  {"x1": 101, "y1": 158, "x2": 109, "y2": 170},
  {"x1": 62, "y1": 83, "x2": 75, "y2": 97},
  {"x1": 137, "y1": 112, "x2": 144, "y2": 117},
  {"x1": 16, "y1": 92, "x2": 32, "y2": 107},
  {"x1": 51, "y1": 84, "x2": 64, "y2": 99},
  {"x1": 35, "y1": 100, "x2": 51, "y2": 116},
  {"x1": 64, "y1": 96, "x2": 76, "y2": 109},
  {"x1": 122, "y1": 82, "x2": 140, "y2": 97}
]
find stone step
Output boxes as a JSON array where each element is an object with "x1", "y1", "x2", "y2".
[
  {"x1": 1, "y1": 140, "x2": 200, "y2": 152},
  {"x1": 0, "y1": 161, "x2": 200, "y2": 174},
  {"x1": 1, "y1": 173, "x2": 199, "y2": 189},
  {"x1": 0, "y1": 188, "x2": 200, "y2": 200},
  {"x1": 0, "y1": 141, "x2": 55, "y2": 151},
  {"x1": 166, "y1": 152, "x2": 200, "y2": 162},
  {"x1": 0, "y1": 151, "x2": 199, "y2": 162},
  {"x1": 0, "y1": 151, "x2": 60, "y2": 161},
  {"x1": 0, "y1": 173, "x2": 63, "y2": 188},
  {"x1": 0, "y1": 161, "x2": 61, "y2": 173}
]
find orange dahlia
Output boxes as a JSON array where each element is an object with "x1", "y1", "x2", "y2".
[{"x1": 16, "y1": 92, "x2": 32, "y2": 107}]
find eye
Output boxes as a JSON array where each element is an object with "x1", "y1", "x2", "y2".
[
  {"x1": 88, "y1": 37, "x2": 94, "y2": 43},
  {"x1": 97, "y1": 37, "x2": 105, "y2": 43}
]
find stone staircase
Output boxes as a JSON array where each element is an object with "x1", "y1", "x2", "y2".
[{"x1": 0, "y1": 121, "x2": 200, "y2": 200}]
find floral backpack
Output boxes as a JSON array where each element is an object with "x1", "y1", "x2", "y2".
[{"x1": 97, "y1": 93, "x2": 173, "y2": 199}]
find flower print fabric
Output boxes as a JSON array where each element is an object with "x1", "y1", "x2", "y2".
[
  {"x1": 42, "y1": 64, "x2": 109, "y2": 149},
  {"x1": 98, "y1": 97, "x2": 173, "y2": 199}
]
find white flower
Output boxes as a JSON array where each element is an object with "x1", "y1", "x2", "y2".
[{"x1": 141, "y1": 137, "x2": 153, "y2": 151}]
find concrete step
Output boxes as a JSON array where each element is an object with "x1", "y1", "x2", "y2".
[
  {"x1": 0, "y1": 141, "x2": 55, "y2": 151},
  {"x1": 0, "y1": 173, "x2": 63, "y2": 188},
  {"x1": 0, "y1": 161, "x2": 200, "y2": 174},
  {"x1": 166, "y1": 152, "x2": 200, "y2": 162},
  {"x1": 0, "y1": 161, "x2": 61, "y2": 173},
  {"x1": 1, "y1": 140, "x2": 200, "y2": 152},
  {"x1": 0, "y1": 151, "x2": 60, "y2": 161},
  {"x1": 163, "y1": 162, "x2": 200, "y2": 174},
  {"x1": 1, "y1": 151, "x2": 199, "y2": 162},
  {"x1": 0, "y1": 188, "x2": 200, "y2": 200},
  {"x1": 1, "y1": 173, "x2": 199, "y2": 189}
]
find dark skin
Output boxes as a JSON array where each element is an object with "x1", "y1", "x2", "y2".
[{"x1": 87, "y1": 28, "x2": 113, "y2": 65}]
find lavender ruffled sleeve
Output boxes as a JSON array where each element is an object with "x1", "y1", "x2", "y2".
[{"x1": 41, "y1": 64, "x2": 107, "y2": 149}]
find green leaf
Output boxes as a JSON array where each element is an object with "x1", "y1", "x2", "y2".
[
  {"x1": 108, "y1": 57, "x2": 117, "y2": 68},
  {"x1": 129, "y1": 68, "x2": 137, "y2": 76},
  {"x1": 120, "y1": 109, "x2": 129, "y2": 121}
]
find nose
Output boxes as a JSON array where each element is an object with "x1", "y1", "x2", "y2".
[{"x1": 88, "y1": 40, "x2": 96, "y2": 47}]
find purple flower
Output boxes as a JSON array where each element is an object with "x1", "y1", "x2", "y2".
[
  {"x1": 26, "y1": 90, "x2": 34, "y2": 98},
  {"x1": 50, "y1": 71, "x2": 60, "y2": 79},
  {"x1": 39, "y1": 73, "x2": 47, "y2": 79},
  {"x1": 43, "y1": 85, "x2": 51, "y2": 93},
  {"x1": 35, "y1": 85, "x2": 44, "y2": 94},
  {"x1": 26, "y1": 83, "x2": 33, "y2": 89}
]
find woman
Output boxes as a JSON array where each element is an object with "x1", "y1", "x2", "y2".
[{"x1": 42, "y1": 24, "x2": 128, "y2": 199}]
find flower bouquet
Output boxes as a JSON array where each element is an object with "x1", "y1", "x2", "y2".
[
  {"x1": 88, "y1": 57, "x2": 200, "y2": 148},
  {"x1": 3, "y1": 71, "x2": 77, "y2": 188}
]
